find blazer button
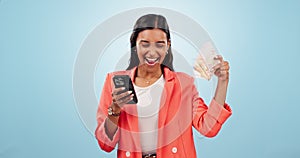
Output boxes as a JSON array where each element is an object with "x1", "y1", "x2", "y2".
[
  {"x1": 125, "y1": 151, "x2": 130, "y2": 157},
  {"x1": 172, "y1": 147, "x2": 177, "y2": 153}
]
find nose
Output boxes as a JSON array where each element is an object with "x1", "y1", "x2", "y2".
[{"x1": 147, "y1": 46, "x2": 158, "y2": 56}]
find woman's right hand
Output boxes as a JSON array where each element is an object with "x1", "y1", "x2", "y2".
[
  {"x1": 105, "y1": 87, "x2": 133, "y2": 139},
  {"x1": 111, "y1": 87, "x2": 134, "y2": 110}
]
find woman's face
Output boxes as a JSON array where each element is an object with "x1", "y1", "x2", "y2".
[{"x1": 136, "y1": 28, "x2": 170, "y2": 72}]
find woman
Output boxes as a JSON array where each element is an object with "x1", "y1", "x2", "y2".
[{"x1": 95, "y1": 14, "x2": 232, "y2": 158}]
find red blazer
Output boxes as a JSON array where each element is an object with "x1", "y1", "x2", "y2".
[{"x1": 95, "y1": 67, "x2": 232, "y2": 158}]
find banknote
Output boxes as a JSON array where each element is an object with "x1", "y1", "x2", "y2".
[{"x1": 193, "y1": 41, "x2": 220, "y2": 80}]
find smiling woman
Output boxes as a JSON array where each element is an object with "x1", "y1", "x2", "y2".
[
  {"x1": 127, "y1": 14, "x2": 174, "y2": 72},
  {"x1": 134, "y1": 28, "x2": 170, "y2": 86},
  {"x1": 95, "y1": 14, "x2": 232, "y2": 158},
  {"x1": 137, "y1": 32, "x2": 168, "y2": 67}
]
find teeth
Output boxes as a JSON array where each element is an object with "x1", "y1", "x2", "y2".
[
  {"x1": 145, "y1": 57, "x2": 159, "y2": 66},
  {"x1": 146, "y1": 57, "x2": 158, "y2": 62}
]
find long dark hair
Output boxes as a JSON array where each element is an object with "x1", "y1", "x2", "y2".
[{"x1": 126, "y1": 14, "x2": 174, "y2": 71}]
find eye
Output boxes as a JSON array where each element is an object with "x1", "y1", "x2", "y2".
[
  {"x1": 141, "y1": 42, "x2": 150, "y2": 48},
  {"x1": 156, "y1": 43, "x2": 165, "y2": 48}
]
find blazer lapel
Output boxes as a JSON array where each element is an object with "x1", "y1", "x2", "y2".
[
  {"x1": 115, "y1": 67, "x2": 141, "y2": 151},
  {"x1": 158, "y1": 67, "x2": 175, "y2": 128}
]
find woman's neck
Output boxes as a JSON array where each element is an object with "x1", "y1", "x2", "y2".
[{"x1": 136, "y1": 65, "x2": 162, "y2": 79}]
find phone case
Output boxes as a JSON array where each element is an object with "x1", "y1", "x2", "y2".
[{"x1": 112, "y1": 75, "x2": 138, "y2": 104}]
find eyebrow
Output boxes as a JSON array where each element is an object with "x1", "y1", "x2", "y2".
[{"x1": 140, "y1": 40, "x2": 166, "y2": 44}]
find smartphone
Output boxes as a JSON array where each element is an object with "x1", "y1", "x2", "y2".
[{"x1": 112, "y1": 75, "x2": 138, "y2": 104}]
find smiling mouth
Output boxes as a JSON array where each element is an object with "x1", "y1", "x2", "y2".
[{"x1": 145, "y1": 57, "x2": 159, "y2": 66}]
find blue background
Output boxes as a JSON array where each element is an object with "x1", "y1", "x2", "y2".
[{"x1": 1, "y1": 0, "x2": 300, "y2": 157}]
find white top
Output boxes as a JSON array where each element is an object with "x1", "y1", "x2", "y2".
[{"x1": 134, "y1": 75, "x2": 165, "y2": 154}]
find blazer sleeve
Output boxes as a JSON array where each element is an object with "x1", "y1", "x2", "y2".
[
  {"x1": 191, "y1": 83, "x2": 232, "y2": 137},
  {"x1": 95, "y1": 73, "x2": 120, "y2": 152}
]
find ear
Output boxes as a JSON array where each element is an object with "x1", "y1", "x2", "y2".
[{"x1": 167, "y1": 39, "x2": 171, "y2": 49}]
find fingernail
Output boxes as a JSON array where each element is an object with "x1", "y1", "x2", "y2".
[
  {"x1": 122, "y1": 87, "x2": 125, "y2": 90},
  {"x1": 128, "y1": 91, "x2": 132, "y2": 94}
]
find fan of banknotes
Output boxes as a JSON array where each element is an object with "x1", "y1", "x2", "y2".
[{"x1": 193, "y1": 41, "x2": 220, "y2": 81}]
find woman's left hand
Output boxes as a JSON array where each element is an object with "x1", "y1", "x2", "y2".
[{"x1": 212, "y1": 55, "x2": 230, "y2": 81}]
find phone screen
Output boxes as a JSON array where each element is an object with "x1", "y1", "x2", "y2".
[{"x1": 112, "y1": 75, "x2": 138, "y2": 104}]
